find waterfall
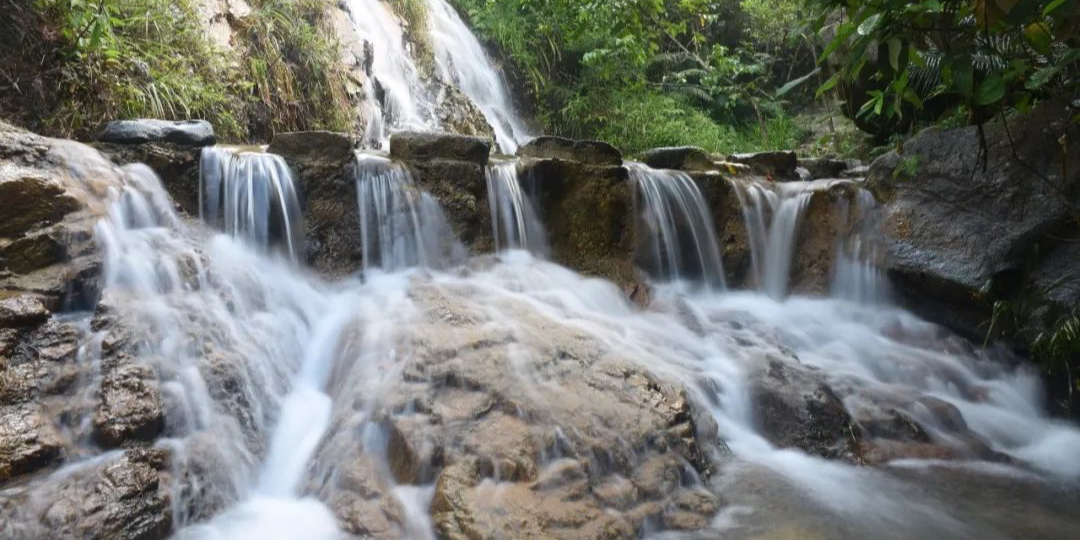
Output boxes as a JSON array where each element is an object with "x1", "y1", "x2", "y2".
[
  {"x1": 486, "y1": 161, "x2": 547, "y2": 255},
  {"x1": 831, "y1": 188, "x2": 889, "y2": 303},
  {"x1": 427, "y1": 0, "x2": 531, "y2": 153},
  {"x1": 629, "y1": 163, "x2": 726, "y2": 289},
  {"x1": 345, "y1": 0, "x2": 441, "y2": 148},
  {"x1": 355, "y1": 153, "x2": 465, "y2": 272},
  {"x1": 732, "y1": 180, "x2": 815, "y2": 299},
  {"x1": 199, "y1": 147, "x2": 304, "y2": 261}
]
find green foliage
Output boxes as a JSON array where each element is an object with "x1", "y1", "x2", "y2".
[
  {"x1": 34, "y1": 0, "x2": 245, "y2": 139},
  {"x1": 809, "y1": 0, "x2": 1080, "y2": 128},
  {"x1": 240, "y1": 0, "x2": 354, "y2": 135},
  {"x1": 450, "y1": 0, "x2": 813, "y2": 152},
  {"x1": 552, "y1": 87, "x2": 804, "y2": 155}
]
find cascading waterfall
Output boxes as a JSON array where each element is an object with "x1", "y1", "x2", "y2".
[
  {"x1": 427, "y1": 0, "x2": 531, "y2": 153},
  {"x1": 199, "y1": 146, "x2": 304, "y2": 261},
  {"x1": 355, "y1": 153, "x2": 464, "y2": 272},
  {"x1": 732, "y1": 180, "x2": 819, "y2": 298},
  {"x1": 8, "y1": 148, "x2": 1080, "y2": 540},
  {"x1": 630, "y1": 163, "x2": 726, "y2": 289},
  {"x1": 831, "y1": 189, "x2": 889, "y2": 303},
  {"x1": 345, "y1": 0, "x2": 441, "y2": 147},
  {"x1": 486, "y1": 161, "x2": 547, "y2": 255}
]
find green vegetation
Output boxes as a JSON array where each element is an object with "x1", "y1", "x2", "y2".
[
  {"x1": 0, "y1": 0, "x2": 352, "y2": 141},
  {"x1": 449, "y1": 0, "x2": 821, "y2": 155}
]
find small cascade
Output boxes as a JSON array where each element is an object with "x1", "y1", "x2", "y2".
[
  {"x1": 345, "y1": 0, "x2": 441, "y2": 147},
  {"x1": 629, "y1": 163, "x2": 726, "y2": 289},
  {"x1": 427, "y1": 0, "x2": 532, "y2": 153},
  {"x1": 199, "y1": 146, "x2": 304, "y2": 261},
  {"x1": 831, "y1": 189, "x2": 889, "y2": 303},
  {"x1": 732, "y1": 180, "x2": 816, "y2": 299},
  {"x1": 486, "y1": 161, "x2": 547, "y2": 255},
  {"x1": 355, "y1": 153, "x2": 465, "y2": 272}
]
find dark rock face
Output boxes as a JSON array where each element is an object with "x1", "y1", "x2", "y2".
[
  {"x1": 519, "y1": 158, "x2": 638, "y2": 288},
  {"x1": 799, "y1": 157, "x2": 847, "y2": 180},
  {"x1": 867, "y1": 98, "x2": 1080, "y2": 334},
  {"x1": 268, "y1": 131, "x2": 355, "y2": 168},
  {"x1": 0, "y1": 295, "x2": 50, "y2": 328},
  {"x1": 97, "y1": 119, "x2": 216, "y2": 147},
  {"x1": 691, "y1": 172, "x2": 753, "y2": 288},
  {"x1": 639, "y1": 147, "x2": 715, "y2": 171},
  {"x1": 751, "y1": 358, "x2": 859, "y2": 462},
  {"x1": 0, "y1": 448, "x2": 173, "y2": 540},
  {"x1": 94, "y1": 142, "x2": 202, "y2": 216},
  {"x1": 390, "y1": 131, "x2": 492, "y2": 166},
  {"x1": 729, "y1": 151, "x2": 798, "y2": 180},
  {"x1": 517, "y1": 136, "x2": 623, "y2": 167}
]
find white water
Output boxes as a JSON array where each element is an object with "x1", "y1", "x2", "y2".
[
  {"x1": 486, "y1": 161, "x2": 547, "y2": 255},
  {"x1": 345, "y1": 0, "x2": 441, "y2": 148},
  {"x1": 343, "y1": 0, "x2": 531, "y2": 151},
  {"x1": 10, "y1": 157, "x2": 1079, "y2": 540},
  {"x1": 199, "y1": 147, "x2": 304, "y2": 261},
  {"x1": 355, "y1": 153, "x2": 465, "y2": 272},
  {"x1": 630, "y1": 163, "x2": 726, "y2": 290},
  {"x1": 427, "y1": 0, "x2": 532, "y2": 153}
]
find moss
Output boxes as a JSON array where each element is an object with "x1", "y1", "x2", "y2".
[{"x1": 385, "y1": 0, "x2": 436, "y2": 78}]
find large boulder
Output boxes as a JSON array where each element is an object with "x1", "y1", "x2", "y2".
[
  {"x1": 268, "y1": 131, "x2": 355, "y2": 168},
  {"x1": 729, "y1": 151, "x2": 798, "y2": 180},
  {"x1": 518, "y1": 159, "x2": 638, "y2": 288},
  {"x1": 94, "y1": 142, "x2": 202, "y2": 216},
  {"x1": 97, "y1": 119, "x2": 216, "y2": 147},
  {"x1": 1, "y1": 121, "x2": 128, "y2": 310},
  {"x1": 390, "y1": 131, "x2": 492, "y2": 166},
  {"x1": 867, "y1": 97, "x2": 1080, "y2": 333},
  {"x1": 639, "y1": 147, "x2": 715, "y2": 171},
  {"x1": 517, "y1": 136, "x2": 623, "y2": 167}
]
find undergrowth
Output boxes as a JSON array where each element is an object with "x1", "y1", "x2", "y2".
[{"x1": 1, "y1": 0, "x2": 353, "y2": 142}]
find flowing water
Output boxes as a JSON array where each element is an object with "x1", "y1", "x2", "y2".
[
  {"x1": 6, "y1": 158, "x2": 1080, "y2": 540},
  {"x1": 427, "y1": 0, "x2": 532, "y2": 153},
  {"x1": 630, "y1": 163, "x2": 727, "y2": 290},
  {"x1": 199, "y1": 147, "x2": 304, "y2": 261},
  {"x1": 354, "y1": 153, "x2": 465, "y2": 272},
  {"x1": 486, "y1": 161, "x2": 547, "y2": 255},
  {"x1": 344, "y1": 0, "x2": 530, "y2": 152}
]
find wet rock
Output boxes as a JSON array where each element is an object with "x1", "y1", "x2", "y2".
[
  {"x1": 397, "y1": 154, "x2": 494, "y2": 256},
  {"x1": 790, "y1": 182, "x2": 861, "y2": 295},
  {"x1": 267, "y1": 131, "x2": 356, "y2": 168},
  {"x1": 517, "y1": 136, "x2": 623, "y2": 167},
  {"x1": 0, "y1": 405, "x2": 64, "y2": 483},
  {"x1": 390, "y1": 131, "x2": 492, "y2": 166},
  {"x1": 435, "y1": 84, "x2": 497, "y2": 143},
  {"x1": 867, "y1": 97, "x2": 1080, "y2": 335},
  {"x1": 751, "y1": 358, "x2": 859, "y2": 461},
  {"x1": 92, "y1": 361, "x2": 165, "y2": 448},
  {"x1": 639, "y1": 147, "x2": 715, "y2": 171},
  {"x1": 0, "y1": 448, "x2": 173, "y2": 540},
  {"x1": 693, "y1": 172, "x2": 753, "y2": 287},
  {"x1": 0, "y1": 295, "x2": 50, "y2": 328},
  {"x1": 94, "y1": 142, "x2": 202, "y2": 216},
  {"x1": 841, "y1": 165, "x2": 869, "y2": 178},
  {"x1": 799, "y1": 157, "x2": 847, "y2": 179},
  {"x1": 519, "y1": 159, "x2": 637, "y2": 287},
  {"x1": 0, "y1": 176, "x2": 81, "y2": 237},
  {"x1": 96, "y1": 119, "x2": 216, "y2": 147},
  {"x1": 729, "y1": 151, "x2": 798, "y2": 180}
]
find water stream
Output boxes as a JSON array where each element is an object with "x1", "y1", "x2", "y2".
[{"x1": 5, "y1": 157, "x2": 1079, "y2": 540}]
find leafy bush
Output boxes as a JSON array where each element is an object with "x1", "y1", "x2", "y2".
[{"x1": 808, "y1": 0, "x2": 1080, "y2": 128}]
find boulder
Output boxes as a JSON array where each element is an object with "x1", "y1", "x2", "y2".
[
  {"x1": 639, "y1": 147, "x2": 715, "y2": 171},
  {"x1": 94, "y1": 142, "x2": 202, "y2": 216},
  {"x1": 0, "y1": 448, "x2": 173, "y2": 540},
  {"x1": 799, "y1": 157, "x2": 847, "y2": 179},
  {"x1": 790, "y1": 181, "x2": 862, "y2": 295},
  {"x1": 0, "y1": 176, "x2": 80, "y2": 237},
  {"x1": 750, "y1": 358, "x2": 859, "y2": 462},
  {"x1": 0, "y1": 405, "x2": 64, "y2": 482},
  {"x1": 729, "y1": 151, "x2": 798, "y2": 180},
  {"x1": 267, "y1": 131, "x2": 356, "y2": 168},
  {"x1": 866, "y1": 97, "x2": 1080, "y2": 334},
  {"x1": 0, "y1": 295, "x2": 50, "y2": 328},
  {"x1": 390, "y1": 131, "x2": 491, "y2": 166},
  {"x1": 517, "y1": 136, "x2": 623, "y2": 167},
  {"x1": 692, "y1": 172, "x2": 753, "y2": 288},
  {"x1": 518, "y1": 159, "x2": 638, "y2": 287},
  {"x1": 92, "y1": 361, "x2": 165, "y2": 448},
  {"x1": 96, "y1": 119, "x2": 216, "y2": 147}
]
